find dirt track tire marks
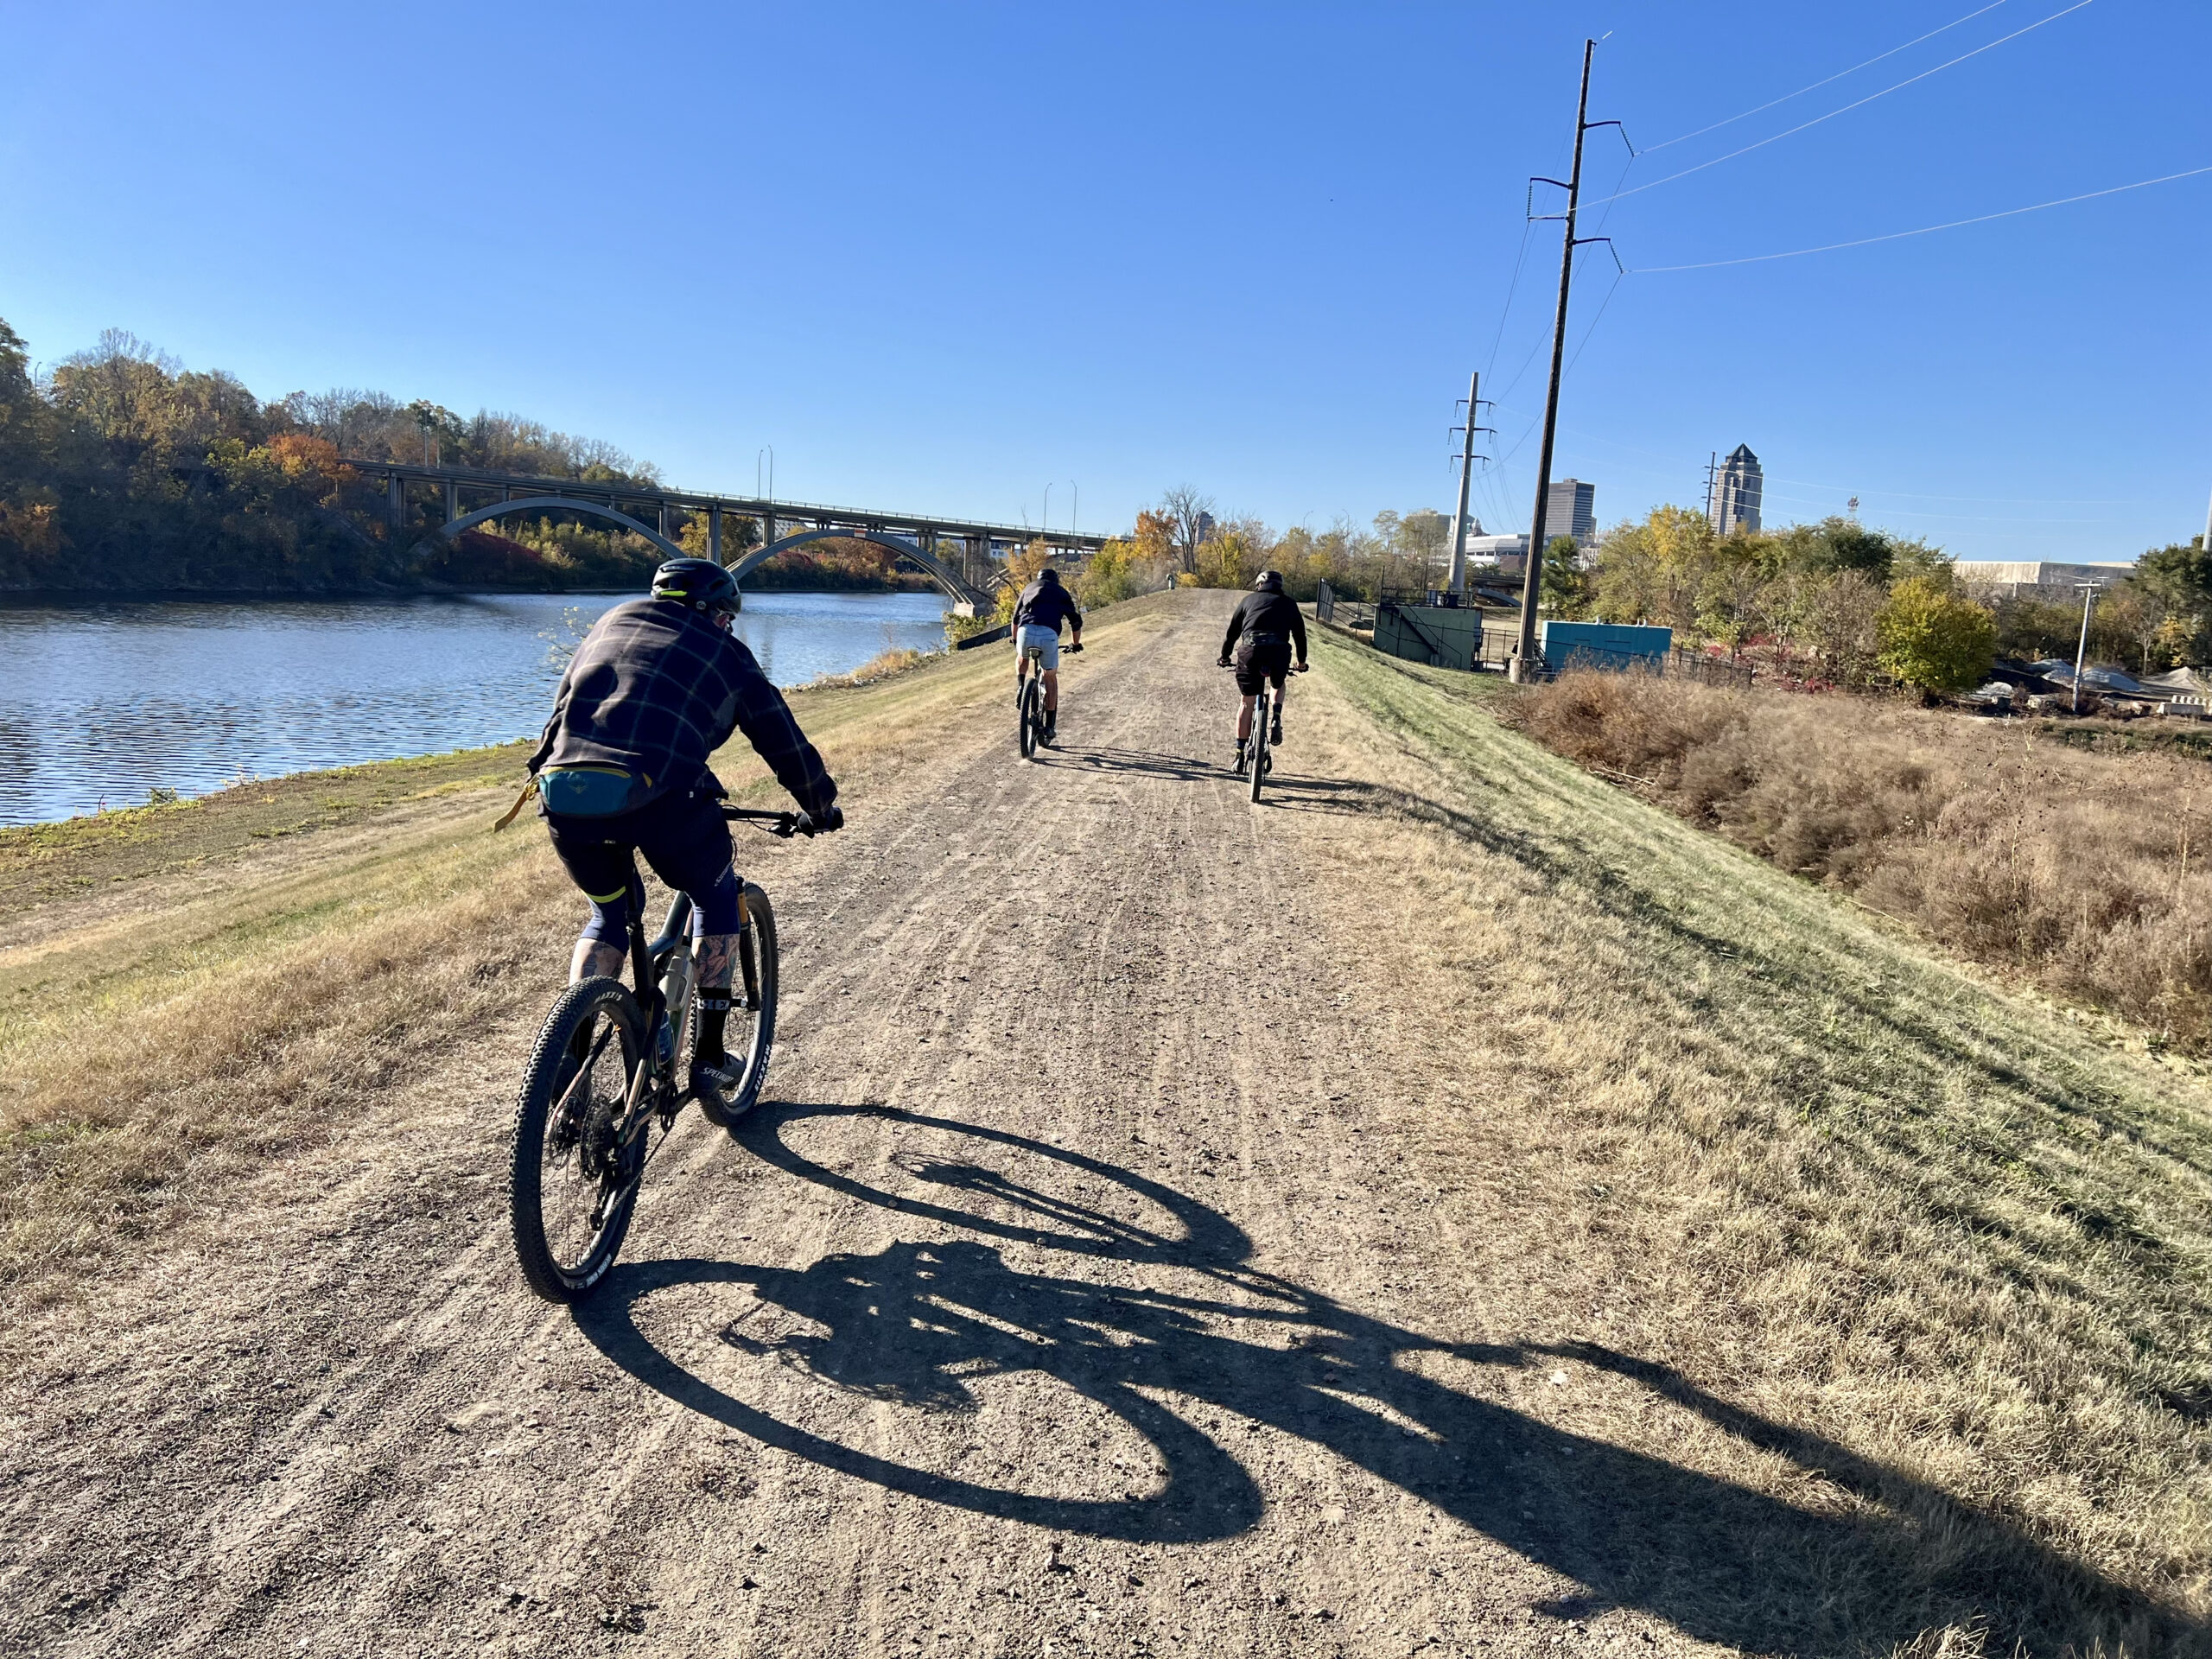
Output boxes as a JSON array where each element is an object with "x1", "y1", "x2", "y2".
[{"x1": 6, "y1": 593, "x2": 2145, "y2": 1658}]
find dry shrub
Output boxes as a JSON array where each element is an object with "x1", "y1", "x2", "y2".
[
  {"x1": 809, "y1": 646, "x2": 931, "y2": 690},
  {"x1": 1510, "y1": 671, "x2": 2212, "y2": 1051}
]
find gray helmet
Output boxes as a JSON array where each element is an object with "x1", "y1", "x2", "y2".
[{"x1": 1253, "y1": 569, "x2": 1284, "y2": 594}]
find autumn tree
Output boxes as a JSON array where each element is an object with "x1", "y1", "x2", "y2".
[
  {"x1": 1155, "y1": 486, "x2": 1216, "y2": 574},
  {"x1": 1875, "y1": 575, "x2": 1997, "y2": 696}
]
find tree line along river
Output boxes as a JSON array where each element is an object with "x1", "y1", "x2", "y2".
[{"x1": 0, "y1": 590, "x2": 950, "y2": 828}]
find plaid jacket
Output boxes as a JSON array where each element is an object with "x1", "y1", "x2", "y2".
[{"x1": 530, "y1": 598, "x2": 838, "y2": 816}]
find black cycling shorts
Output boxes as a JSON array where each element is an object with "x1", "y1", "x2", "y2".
[
  {"x1": 1234, "y1": 637, "x2": 1293, "y2": 696},
  {"x1": 543, "y1": 785, "x2": 741, "y2": 938}
]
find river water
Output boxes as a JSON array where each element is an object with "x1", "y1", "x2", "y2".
[{"x1": 0, "y1": 590, "x2": 949, "y2": 828}]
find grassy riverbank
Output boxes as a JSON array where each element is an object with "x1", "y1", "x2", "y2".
[{"x1": 0, "y1": 595, "x2": 1172, "y2": 1316}]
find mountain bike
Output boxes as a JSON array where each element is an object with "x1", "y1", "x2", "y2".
[
  {"x1": 1243, "y1": 680, "x2": 1275, "y2": 801},
  {"x1": 1017, "y1": 641, "x2": 1048, "y2": 759},
  {"x1": 507, "y1": 804, "x2": 794, "y2": 1303},
  {"x1": 1229, "y1": 658, "x2": 1305, "y2": 804},
  {"x1": 1016, "y1": 637, "x2": 1078, "y2": 759}
]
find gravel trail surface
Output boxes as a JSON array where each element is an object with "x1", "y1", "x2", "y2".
[{"x1": 7, "y1": 594, "x2": 2113, "y2": 1657}]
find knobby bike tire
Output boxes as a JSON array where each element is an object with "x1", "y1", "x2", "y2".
[
  {"x1": 1019, "y1": 677, "x2": 1039, "y2": 759},
  {"x1": 508, "y1": 976, "x2": 647, "y2": 1302},
  {"x1": 696, "y1": 884, "x2": 779, "y2": 1128},
  {"x1": 1248, "y1": 690, "x2": 1270, "y2": 804}
]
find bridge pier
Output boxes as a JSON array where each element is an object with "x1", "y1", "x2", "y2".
[
  {"x1": 658, "y1": 503, "x2": 674, "y2": 541},
  {"x1": 708, "y1": 504, "x2": 723, "y2": 565},
  {"x1": 388, "y1": 475, "x2": 405, "y2": 531},
  {"x1": 444, "y1": 478, "x2": 458, "y2": 525}
]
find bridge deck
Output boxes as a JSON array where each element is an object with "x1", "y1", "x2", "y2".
[{"x1": 342, "y1": 458, "x2": 1112, "y2": 551}]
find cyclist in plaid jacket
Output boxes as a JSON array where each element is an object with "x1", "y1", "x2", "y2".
[{"x1": 528, "y1": 558, "x2": 840, "y2": 1107}]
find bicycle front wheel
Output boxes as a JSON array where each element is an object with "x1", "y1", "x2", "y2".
[
  {"x1": 508, "y1": 976, "x2": 648, "y2": 1301},
  {"x1": 697, "y1": 884, "x2": 779, "y2": 1128}
]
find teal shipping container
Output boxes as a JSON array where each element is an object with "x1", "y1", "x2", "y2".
[{"x1": 1539, "y1": 620, "x2": 1672, "y2": 674}]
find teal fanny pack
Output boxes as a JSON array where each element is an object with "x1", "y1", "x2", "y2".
[{"x1": 538, "y1": 765, "x2": 652, "y2": 817}]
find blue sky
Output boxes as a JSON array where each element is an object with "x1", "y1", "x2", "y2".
[{"x1": 3, "y1": 1, "x2": 2206, "y2": 558}]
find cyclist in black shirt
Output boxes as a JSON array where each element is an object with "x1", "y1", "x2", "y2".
[
  {"x1": 1217, "y1": 569, "x2": 1308, "y2": 769},
  {"x1": 1010, "y1": 567, "x2": 1084, "y2": 743}
]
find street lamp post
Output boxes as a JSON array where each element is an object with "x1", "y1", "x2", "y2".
[
  {"x1": 1043, "y1": 484, "x2": 1053, "y2": 545},
  {"x1": 757, "y1": 447, "x2": 774, "y2": 501}
]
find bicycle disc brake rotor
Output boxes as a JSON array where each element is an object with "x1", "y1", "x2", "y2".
[{"x1": 575, "y1": 1087, "x2": 625, "y2": 1182}]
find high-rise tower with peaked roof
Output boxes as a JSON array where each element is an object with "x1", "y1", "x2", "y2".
[{"x1": 1708, "y1": 445, "x2": 1763, "y2": 536}]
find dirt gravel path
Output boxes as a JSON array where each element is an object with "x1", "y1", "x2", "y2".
[{"x1": 0, "y1": 594, "x2": 2145, "y2": 1657}]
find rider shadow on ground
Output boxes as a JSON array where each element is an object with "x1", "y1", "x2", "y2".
[
  {"x1": 1250, "y1": 774, "x2": 1380, "y2": 815},
  {"x1": 1029, "y1": 746, "x2": 1219, "y2": 783},
  {"x1": 574, "y1": 1104, "x2": 2191, "y2": 1656}
]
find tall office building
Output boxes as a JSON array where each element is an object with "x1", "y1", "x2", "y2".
[
  {"x1": 1544, "y1": 478, "x2": 1596, "y2": 548},
  {"x1": 1708, "y1": 445, "x2": 1763, "y2": 536}
]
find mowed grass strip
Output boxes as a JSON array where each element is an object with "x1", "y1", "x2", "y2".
[{"x1": 1303, "y1": 628, "x2": 2212, "y2": 1649}]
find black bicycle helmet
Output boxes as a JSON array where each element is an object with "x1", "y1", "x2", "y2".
[
  {"x1": 1036, "y1": 567, "x2": 1061, "y2": 585},
  {"x1": 652, "y1": 556, "x2": 740, "y2": 619},
  {"x1": 1254, "y1": 569, "x2": 1284, "y2": 594}
]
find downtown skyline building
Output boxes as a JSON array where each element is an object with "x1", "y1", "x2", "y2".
[
  {"x1": 1708, "y1": 445, "x2": 1763, "y2": 536},
  {"x1": 1545, "y1": 478, "x2": 1597, "y2": 549}
]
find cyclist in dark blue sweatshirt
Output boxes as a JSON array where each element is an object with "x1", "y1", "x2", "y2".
[{"x1": 1011, "y1": 568, "x2": 1084, "y2": 743}]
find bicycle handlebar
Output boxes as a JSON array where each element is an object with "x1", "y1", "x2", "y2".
[{"x1": 721, "y1": 805, "x2": 799, "y2": 837}]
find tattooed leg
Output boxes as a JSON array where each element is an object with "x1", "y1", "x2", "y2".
[
  {"x1": 690, "y1": 931, "x2": 739, "y2": 1067},
  {"x1": 693, "y1": 931, "x2": 736, "y2": 991},
  {"x1": 570, "y1": 938, "x2": 627, "y2": 984}
]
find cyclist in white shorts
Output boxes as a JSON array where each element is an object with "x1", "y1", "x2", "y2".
[{"x1": 1010, "y1": 567, "x2": 1084, "y2": 743}]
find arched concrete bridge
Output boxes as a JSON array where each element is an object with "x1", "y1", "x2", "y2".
[
  {"x1": 352, "y1": 456, "x2": 1105, "y2": 613},
  {"x1": 435, "y1": 495, "x2": 687, "y2": 563},
  {"x1": 728, "y1": 526, "x2": 990, "y2": 610}
]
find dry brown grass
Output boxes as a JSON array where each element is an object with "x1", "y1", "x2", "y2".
[
  {"x1": 1509, "y1": 671, "x2": 2212, "y2": 1053},
  {"x1": 0, "y1": 591, "x2": 1183, "y2": 1319},
  {"x1": 1306, "y1": 632, "x2": 2212, "y2": 1653},
  {"x1": 807, "y1": 645, "x2": 936, "y2": 689}
]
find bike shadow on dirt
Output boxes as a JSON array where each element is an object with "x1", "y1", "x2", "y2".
[
  {"x1": 1027, "y1": 746, "x2": 1217, "y2": 783},
  {"x1": 1246, "y1": 774, "x2": 1376, "y2": 815},
  {"x1": 574, "y1": 1103, "x2": 2190, "y2": 1656}
]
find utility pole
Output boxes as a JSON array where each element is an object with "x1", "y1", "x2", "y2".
[
  {"x1": 1510, "y1": 39, "x2": 1621, "y2": 682},
  {"x1": 2202, "y1": 482, "x2": 2210, "y2": 554},
  {"x1": 1705, "y1": 451, "x2": 1719, "y2": 525},
  {"x1": 1446, "y1": 372, "x2": 1491, "y2": 599},
  {"x1": 2072, "y1": 582, "x2": 2097, "y2": 715}
]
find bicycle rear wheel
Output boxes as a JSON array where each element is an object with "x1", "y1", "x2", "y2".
[
  {"x1": 1019, "y1": 676, "x2": 1039, "y2": 759},
  {"x1": 508, "y1": 976, "x2": 648, "y2": 1301},
  {"x1": 696, "y1": 884, "x2": 779, "y2": 1128},
  {"x1": 1248, "y1": 690, "x2": 1270, "y2": 803}
]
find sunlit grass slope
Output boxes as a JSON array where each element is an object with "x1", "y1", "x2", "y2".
[{"x1": 1308, "y1": 626, "x2": 2212, "y2": 1647}]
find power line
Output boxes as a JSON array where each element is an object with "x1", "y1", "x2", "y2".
[
  {"x1": 1481, "y1": 219, "x2": 1535, "y2": 380},
  {"x1": 1642, "y1": 0, "x2": 2011, "y2": 154},
  {"x1": 1562, "y1": 267, "x2": 1625, "y2": 378},
  {"x1": 1584, "y1": 0, "x2": 2094, "y2": 210},
  {"x1": 1633, "y1": 162, "x2": 2212, "y2": 271},
  {"x1": 1766, "y1": 475, "x2": 2134, "y2": 505}
]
